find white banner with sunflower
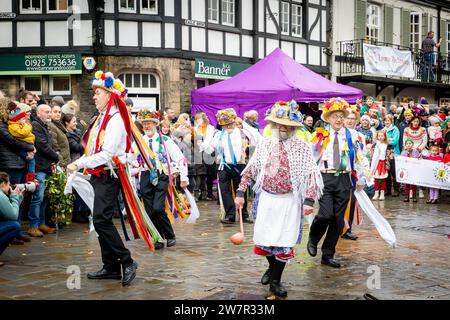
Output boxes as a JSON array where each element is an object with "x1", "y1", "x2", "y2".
[{"x1": 395, "y1": 156, "x2": 450, "y2": 190}]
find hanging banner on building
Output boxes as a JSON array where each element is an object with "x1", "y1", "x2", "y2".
[
  {"x1": 195, "y1": 58, "x2": 250, "y2": 80},
  {"x1": 0, "y1": 53, "x2": 82, "y2": 75},
  {"x1": 395, "y1": 156, "x2": 450, "y2": 190},
  {"x1": 363, "y1": 44, "x2": 415, "y2": 78}
]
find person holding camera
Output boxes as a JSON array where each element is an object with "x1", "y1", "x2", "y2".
[{"x1": 0, "y1": 172, "x2": 25, "y2": 266}]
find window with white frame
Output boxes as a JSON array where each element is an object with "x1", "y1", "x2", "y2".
[
  {"x1": 410, "y1": 13, "x2": 421, "y2": 51},
  {"x1": 47, "y1": 0, "x2": 68, "y2": 12},
  {"x1": 447, "y1": 22, "x2": 450, "y2": 52},
  {"x1": 20, "y1": 76, "x2": 42, "y2": 95},
  {"x1": 281, "y1": 2, "x2": 290, "y2": 35},
  {"x1": 119, "y1": 0, "x2": 136, "y2": 12},
  {"x1": 141, "y1": 0, "x2": 157, "y2": 14},
  {"x1": 222, "y1": 0, "x2": 235, "y2": 26},
  {"x1": 366, "y1": 4, "x2": 381, "y2": 42},
  {"x1": 118, "y1": 73, "x2": 159, "y2": 93},
  {"x1": 208, "y1": 0, "x2": 219, "y2": 23},
  {"x1": 20, "y1": 0, "x2": 42, "y2": 13},
  {"x1": 50, "y1": 76, "x2": 71, "y2": 95},
  {"x1": 292, "y1": 4, "x2": 302, "y2": 37}
]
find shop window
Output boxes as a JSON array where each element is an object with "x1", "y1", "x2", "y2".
[
  {"x1": 119, "y1": 0, "x2": 136, "y2": 13},
  {"x1": 47, "y1": 0, "x2": 68, "y2": 12},
  {"x1": 21, "y1": 0, "x2": 42, "y2": 14},
  {"x1": 118, "y1": 73, "x2": 159, "y2": 93},
  {"x1": 141, "y1": 0, "x2": 157, "y2": 14},
  {"x1": 20, "y1": 76, "x2": 42, "y2": 95},
  {"x1": 50, "y1": 76, "x2": 71, "y2": 95}
]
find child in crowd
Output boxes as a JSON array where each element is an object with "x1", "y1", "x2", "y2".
[
  {"x1": 428, "y1": 115, "x2": 443, "y2": 147},
  {"x1": 371, "y1": 130, "x2": 389, "y2": 200},
  {"x1": 425, "y1": 145, "x2": 443, "y2": 204},
  {"x1": 444, "y1": 145, "x2": 450, "y2": 164},
  {"x1": 401, "y1": 139, "x2": 421, "y2": 202},
  {"x1": 7, "y1": 102, "x2": 36, "y2": 182}
]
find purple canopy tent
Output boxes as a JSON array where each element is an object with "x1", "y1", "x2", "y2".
[{"x1": 191, "y1": 48, "x2": 363, "y2": 128}]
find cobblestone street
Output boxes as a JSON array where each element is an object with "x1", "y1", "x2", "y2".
[{"x1": 1, "y1": 197, "x2": 449, "y2": 300}]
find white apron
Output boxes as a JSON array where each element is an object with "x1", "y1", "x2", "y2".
[{"x1": 253, "y1": 190, "x2": 302, "y2": 248}]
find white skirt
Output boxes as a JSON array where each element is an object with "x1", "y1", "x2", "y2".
[{"x1": 253, "y1": 190, "x2": 302, "y2": 248}]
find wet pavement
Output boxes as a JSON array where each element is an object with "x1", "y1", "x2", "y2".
[{"x1": 1, "y1": 195, "x2": 449, "y2": 300}]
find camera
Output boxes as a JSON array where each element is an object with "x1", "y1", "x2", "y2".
[{"x1": 13, "y1": 182, "x2": 37, "y2": 193}]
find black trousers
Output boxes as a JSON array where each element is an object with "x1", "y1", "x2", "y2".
[
  {"x1": 206, "y1": 164, "x2": 217, "y2": 197},
  {"x1": 218, "y1": 164, "x2": 248, "y2": 221},
  {"x1": 90, "y1": 174, "x2": 133, "y2": 272},
  {"x1": 140, "y1": 172, "x2": 175, "y2": 240},
  {"x1": 309, "y1": 173, "x2": 352, "y2": 259}
]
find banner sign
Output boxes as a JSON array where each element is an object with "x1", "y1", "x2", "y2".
[
  {"x1": 195, "y1": 58, "x2": 250, "y2": 80},
  {"x1": 395, "y1": 156, "x2": 450, "y2": 190},
  {"x1": 363, "y1": 44, "x2": 415, "y2": 78},
  {"x1": 0, "y1": 53, "x2": 82, "y2": 75}
]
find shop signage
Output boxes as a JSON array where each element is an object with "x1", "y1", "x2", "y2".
[
  {"x1": 0, "y1": 53, "x2": 82, "y2": 75},
  {"x1": 195, "y1": 58, "x2": 250, "y2": 80}
]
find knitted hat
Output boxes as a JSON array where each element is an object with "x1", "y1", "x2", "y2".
[
  {"x1": 8, "y1": 104, "x2": 27, "y2": 122},
  {"x1": 321, "y1": 97, "x2": 350, "y2": 122},
  {"x1": 429, "y1": 114, "x2": 443, "y2": 125},
  {"x1": 92, "y1": 70, "x2": 128, "y2": 99},
  {"x1": 264, "y1": 100, "x2": 304, "y2": 127},
  {"x1": 361, "y1": 114, "x2": 371, "y2": 123},
  {"x1": 136, "y1": 109, "x2": 160, "y2": 125},
  {"x1": 17, "y1": 102, "x2": 31, "y2": 113},
  {"x1": 51, "y1": 95, "x2": 65, "y2": 107},
  {"x1": 61, "y1": 102, "x2": 76, "y2": 115},
  {"x1": 419, "y1": 97, "x2": 429, "y2": 105},
  {"x1": 216, "y1": 108, "x2": 237, "y2": 126}
]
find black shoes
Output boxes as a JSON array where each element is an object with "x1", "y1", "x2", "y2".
[
  {"x1": 342, "y1": 231, "x2": 358, "y2": 240},
  {"x1": 122, "y1": 261, "x2": 138, "y2": 286},
  {"x1": 167, "y1": 238, "x2": 176, "y2": 247},
  {"x1": 220, "y1": 219, "x2": 235, "y2": 225},
  {"x1": 321, "y1": 258, "x2": 341, "y2": 268},
  {"x1": 261, "y1": 268, "x2": 272, "y2": 285},
  {"x1": 87, "y1": 268, "x2": 122, "y2": 280},
  {"x1": 154, "y1": 242, "x2": 164, "y2": 250},
  {"x1": 269, "y1": 280, "x2": 287, "y2": 297},
  {"x1": 243, "y1": 218, "x2": 253, "y2": 224},
  {"x1": 307, "y1": 239, "x2": 317, "y2": 257}
]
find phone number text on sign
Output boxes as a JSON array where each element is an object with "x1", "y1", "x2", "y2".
[{"x1": 24, "y1": 54, "x2": 78, "y2": 71}]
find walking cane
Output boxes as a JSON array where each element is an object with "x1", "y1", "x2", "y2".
[{"x1": 230, "y1": 208, "x2": 244, "y2": 245}]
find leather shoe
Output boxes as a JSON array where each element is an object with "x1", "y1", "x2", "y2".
[
  {"x1": 306, "y1": 239, "x2": 317, "y2": 257},
  {"x1": 269, "y1": 280, "x2": 287, "y2": 297},
  {"x1": 341, "y1": 232, "x2": 358, "y2": 240},
  {"x1": 220, "y1": 219, "x2": 235, "y2": 225},
  {"x1": 154, "y1": 242, "x2": 164, "y2": 250},
  {"x1": 87, "y1": 268, "x2": 121, "y2": 280},
  {"x1": 122, "y1": 261, "x2": 138, "y2": 286},
  {"x1": 261, "y1": 268, "x2": 272, "y2": 285},
  {"x1": 321, "y1": 258, "x2": 341, "y2": 268},
  {"x1": 166, "y1": 238, "x2": 176, "y2": 247}
]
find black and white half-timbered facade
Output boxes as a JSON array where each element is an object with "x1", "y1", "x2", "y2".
[{"x1": 0, "y1": 0, "x2": 329, "y2": 118}]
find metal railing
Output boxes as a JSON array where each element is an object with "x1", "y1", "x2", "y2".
[{"x1": 337, "y1": 39, "x2": 450, "y2": 85}]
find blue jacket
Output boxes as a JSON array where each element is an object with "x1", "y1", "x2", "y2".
[{"x1": 386, "y1": 125, "x2": 401, "y2": 155}]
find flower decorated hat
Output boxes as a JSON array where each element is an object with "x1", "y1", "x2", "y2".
[
  {"x1": 347, "y1": 104, "x2": 361, "y2": 122},
  {"x1": 216, "y1": 108, "x2": 237, "y2": 126},
  {"x1": 321, "y1": 97, "x2": 350, "y2": 122},
  {"x1": 92, "y1": 70, "x2": 128, "y2": 99},
  {"x1": 264, "y1": 100, "x2": 304, "y2": 127},
  {"x1": 136, "y1": 109, "x2": 161, "y2": 125}
]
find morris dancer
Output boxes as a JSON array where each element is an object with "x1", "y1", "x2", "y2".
[
  {"x1": 307, "y1": 98, "x2": 372, "y2": 268},
  {"x1": 136, "y1": 109, "x2": 189, "y2": 250},
  {"x1": 67, "y1": 71, "x2": 138, "y2": 286},
  {"x1": 235, "y1": 101, "x2": 323, "y2": 298}
]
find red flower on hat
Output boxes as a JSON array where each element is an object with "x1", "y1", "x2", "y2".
[{"x1": 101, "y1": 73, "x2": 106, "y2": 80}]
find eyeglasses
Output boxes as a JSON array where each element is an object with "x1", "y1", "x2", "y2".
[{"x1": 331, "y1": 115, "x2": 345, "y2": 120}]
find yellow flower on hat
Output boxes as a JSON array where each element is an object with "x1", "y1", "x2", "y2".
[
  {"x1": 113, "y1": 79, "x2": 124, "y2": 91},
  {"x1": 95, "y1": 71, "x2": 103, "y2": 80}
]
